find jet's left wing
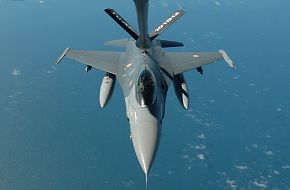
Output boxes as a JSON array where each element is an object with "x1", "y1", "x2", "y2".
[
  {"x1": 164, "y1": 50, "x2": 235, "y2": 75},
  {"x1": 56, "y1": 48, "x2": 122, "y2": 74}
]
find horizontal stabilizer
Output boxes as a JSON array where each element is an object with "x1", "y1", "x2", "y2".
[
  {"x1": 105, "y1": 9, "x2": 139, "y2": 40},
  {"x1": 150, "y1": 10, "x2": 185, "y2": 40},
  {"x1": 158, "y1": 40, "x2": 184, "y2": 48},
  {"x1": 104, "y1": 38, "x2": 129, "y2": 47}
]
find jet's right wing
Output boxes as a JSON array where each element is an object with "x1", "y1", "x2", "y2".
[
  {"x1": 164, "y1": 49, "x2": 236, "y2": 75},
  {"x1": 56, "y1": 48, "x2": 122, "y2": 75}
]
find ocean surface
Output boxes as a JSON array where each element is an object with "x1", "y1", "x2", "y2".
[{"x1": 1, "y1": 0, "x2": 290, "y2": 189}]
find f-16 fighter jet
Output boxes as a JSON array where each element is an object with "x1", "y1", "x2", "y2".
[{"x1": 56, "y1": 0, "x2": 236, "y2": 189}]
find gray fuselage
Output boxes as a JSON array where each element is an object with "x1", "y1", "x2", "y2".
[{"x1": 117, "y1": 39, "x2": 169, "y2": 174}]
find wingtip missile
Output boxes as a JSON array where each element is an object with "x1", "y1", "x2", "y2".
[
  {"x1": 218, "y1": 49, "x2": 236, "y2": 69},
  {"x1": 56, "y1": 48, "x2": 70, "y2": 64}
]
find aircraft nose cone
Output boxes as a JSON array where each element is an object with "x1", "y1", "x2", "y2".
[{"x1": 130, "y1": 119, "x2": 160, "y2": 174}]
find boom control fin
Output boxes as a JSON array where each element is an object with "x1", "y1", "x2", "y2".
[
  {"x1": 150, "y1": 10, "x2": 185, "y2": 40},
  {"x1": 104, "y1": 9, "x2": 139, "y2": 40}
]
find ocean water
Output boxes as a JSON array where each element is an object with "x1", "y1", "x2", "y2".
[{"x1": 0, "y1": 0, "x2": 290, "y2": 189}]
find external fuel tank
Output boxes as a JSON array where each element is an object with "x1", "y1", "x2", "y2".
[
  {"x1": 173, "y1": 74, "x2": 189, "y2": 110},
  {"x1": 99, "y1": 72, "x2": 116, "y2": 108}
]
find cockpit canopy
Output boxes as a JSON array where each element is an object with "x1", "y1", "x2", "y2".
[{"x1": 136, "y1": 69, "x2": 157, "y2": 106}]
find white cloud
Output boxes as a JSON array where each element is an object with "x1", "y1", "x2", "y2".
[
  {"x1": 282, "y1": 165, "x2": 290, "y2": 170},
  {"x1": 265, "y1": 150, "x2": 274, "y2": 156},
  {"x1": 197, "y1": 134, "x2": 206, "y2": 139},
  {"x1": 226, "y1": 179, "x2": 237, "y2": 189},
  {"x1": 11, "y1": 69, "x2": 21, "y2": 76},
  {"x1": 234, "y1": 164, "x2": 248, "y2": 170},
  {"x1": 197, "y1": 154, "x2": 205, "y2": 160},
  {"x1": 215, "y1": 1, "x2": 221, "y2": 6},
  {"x1": 253, "y1": 180, "x2": 268, "y2": 188}
]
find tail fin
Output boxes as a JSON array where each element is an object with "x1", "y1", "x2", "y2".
[{"x1": 150, "y1": 10, "x2": 185, "y2": 40}]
